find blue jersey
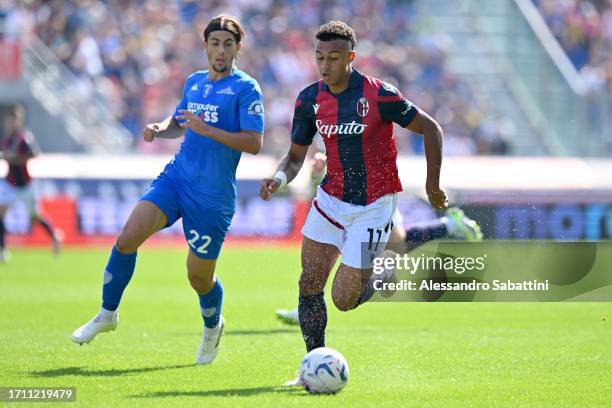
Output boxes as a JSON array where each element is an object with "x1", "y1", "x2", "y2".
[{"x1": 167, "y1": 68, "x2": 264, "y2": 212}]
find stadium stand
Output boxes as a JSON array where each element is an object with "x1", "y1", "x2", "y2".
[{"x1": 0, "y1": 0, "x2": 609, "y2": 155}]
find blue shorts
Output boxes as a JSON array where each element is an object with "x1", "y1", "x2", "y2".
[{"x1": 140, "y1": 172, "x2": 234, "y2": 260}]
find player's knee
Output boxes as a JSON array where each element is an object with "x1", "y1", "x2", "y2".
[
  {"x1": 115, "y1": 228, "x2": 140, "y2": 254},
  {"x1": 188, "y1": 271, "x2": 214, "y2": 293}
]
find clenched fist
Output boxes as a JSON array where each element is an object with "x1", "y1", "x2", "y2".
[
  {"x1": 143, "y1": 123, "x2": 160, "y2": 143},
  {"x1": 426, "y1": 185, "x2": 448, "y2": 210},
  {"x1": 260, "y1": 178, "x2": 281, "y2": 201}
]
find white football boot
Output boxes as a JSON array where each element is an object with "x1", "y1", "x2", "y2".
[
  {"x1": 195, "y1": 315, "x2": 225, "y2": 365},
  {"x1": 71, "y1": 312, "x2": 118, "y2": 345},
  {"x1": 283, "y1": 376, "x2": 303, "y2": 387},
  {"x1": 0, "y1": 248, "x2": 9, "y2": 263},
  {"x1": 275, "y1": 308, "x2": 299, "y2": 326}
]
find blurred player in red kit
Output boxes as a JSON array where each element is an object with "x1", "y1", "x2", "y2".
[{"x1": 0, "y1": 104, "x2": 61, "y2": 262}]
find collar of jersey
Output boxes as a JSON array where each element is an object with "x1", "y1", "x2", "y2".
[
  {"x1": 206, "y1": 67, "x2": 239, "y2": 83},
  {"x1": 321, "y1": 68, "x2": 362, "y2": 95}
]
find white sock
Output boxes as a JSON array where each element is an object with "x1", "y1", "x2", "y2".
[{"x1": 98, "y1": 307, "x2": 116, "y2": 321}]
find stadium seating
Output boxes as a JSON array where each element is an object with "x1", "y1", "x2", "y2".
[{"x1": 1, "y1": 0, "x2": 609, "y2": 155}]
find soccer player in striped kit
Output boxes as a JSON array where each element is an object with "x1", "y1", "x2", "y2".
[
  {"x1": 260, "y1": 21, "x2": 448, "y2": 364},
  {"x1": 0, "y1": 104, "x2": 61, "y2": 263},
  {"x1": 274, "y1": 151, "x2": 482, "y2": 326}
]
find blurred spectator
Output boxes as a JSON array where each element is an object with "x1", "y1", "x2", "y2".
[
  {"x1": 11, "y1": 0, "x2": 604, "y2": 155},
  {"x1": 535, "y1": 0, "x2": 611, "y2": 93}
]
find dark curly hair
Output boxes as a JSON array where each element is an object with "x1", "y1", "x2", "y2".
[
  {"x1": 204, "y1": 14, "x2": 245, "y2": 43},
  {"x1": 315, "y1": 20, "x2": 356, "y2": 50}
]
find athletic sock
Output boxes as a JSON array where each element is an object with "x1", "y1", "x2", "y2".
[
  {"x1": 405, "y1": 220, "x2": 448, "y2": 246},
  {"x1": 102, "y1": 246, "x2": 137, "y2": 311},
  {"x1": 97, "y1": 307, "x2": 116, "y2": 321},
  {"x1": 36, "y1": 217, "x2": 55, "y2": 239},
  {"x1": 298, "y1": 292, "x2": 327, "y2": 352},
  {"x1": 0, "y1": 219, "x2": 5, "y2": 249},
  {"x1": 357, "y1": 272, "x2": 378, "y2": 306},
  {"x1": 198, "y1": 279, "x2": 223, "y2": 329},
  {"x1": 357, "y1": 261, "x2": 397, "y2": 306}
]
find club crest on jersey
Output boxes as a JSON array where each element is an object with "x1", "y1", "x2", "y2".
[
  {"x1": 203, "y1": 84, "x2": 213, "y2": 98},
  {"x1": 357, "y1": 97, "x2": 369, "y2": 117}
]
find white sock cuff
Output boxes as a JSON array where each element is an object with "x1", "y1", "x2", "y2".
[{"x1": 99, "y1": 307, "x2": 117, "y2": 320}]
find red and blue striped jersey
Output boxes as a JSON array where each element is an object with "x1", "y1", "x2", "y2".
[
  {"x1": 291, "y1": 69, "x2": 417, "y2": 205},
  {"x1": 1, "y1": 129, "x2": 38, "y2": 187}
]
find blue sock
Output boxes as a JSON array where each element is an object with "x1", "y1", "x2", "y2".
[
  {"x1": 198, "y1": 279, "x2": 223, "y2": 328},
  {"x1": 102, "y1": 246, "x2": 137, "y2": 311},
  {"x1": 405, "y1": 220, "x2": 448, "y2": 247}
]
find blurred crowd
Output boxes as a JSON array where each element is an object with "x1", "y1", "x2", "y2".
[
  {"x1": 1, "y1": 0, "x2": 607, "y2": 155},
  {"x1": 534, "y1": 0, "x2": 611, "y2": 94}
]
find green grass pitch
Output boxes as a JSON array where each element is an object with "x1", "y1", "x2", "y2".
[{"x1": 1, "y1": 247, "x2": 611, "y2": 407}]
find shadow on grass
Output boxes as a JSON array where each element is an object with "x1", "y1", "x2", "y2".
[
  {"x1": 172, "y1": 328, "x2": 300, "y2": 338},
  {"x1": 31, "y1": 364, "x2": 193, "y2": 377},
  {"x1": 132, "y1": 386, "x2": 305, "y2": 398},
  {"x1": 226, "y1": 328, "x2": 298, "y2": 336}
]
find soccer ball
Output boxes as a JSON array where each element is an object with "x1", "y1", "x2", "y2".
[{"x1": 299, "y1": 347, "x2": 349, "y2": 394}]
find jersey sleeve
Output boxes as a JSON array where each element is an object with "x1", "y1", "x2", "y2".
[
  {"x1": 290, "y1": 92, "x2": 317, "y2": 146},
  {"x1": 238, "y1": 81, "x2": 265, "y2": 133},
  {"x1": 377, "y1": 81, "x2": 418, "y2": 127}
]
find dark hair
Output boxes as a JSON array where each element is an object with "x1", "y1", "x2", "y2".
[
  {"x1": 315, "y1": 20, "x2": 356, "y2": 50},
  {"x1": 203, "y1": 14, "x2": 245, "y2": 43}
]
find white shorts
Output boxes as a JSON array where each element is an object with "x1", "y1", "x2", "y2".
[
  {"x1": 302, "y1": 186, "x2": 398, "y2": 268},
  {"x1": 392, "y1": 207, "x2": 404, "y2": 231},
  {"x1": 0, "y1": 180, "x2": 39, "y2": 215}
]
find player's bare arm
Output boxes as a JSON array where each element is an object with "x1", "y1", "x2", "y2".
[
  {"x1": 259, "y1": 143, "x2": 309, "y2": 201},
  {"x1": 175, "y1": 109, "x2": 262, "y2": 154},
  {"x1": 142, "y1": 115, "x2": 184, "y2": 142},
  {"x1": 406, "y1": 108, "x2": 448, "y2": 210}
]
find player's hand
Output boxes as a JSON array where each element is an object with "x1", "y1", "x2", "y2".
[
  {"x1": 143, "y1": 123, "x2": 160, "y2": 143},
  {"x1": 260, "y1": 178, "x2": 281, "y2": 201},
  {"x1": 426, "y1": 185, "x2": 448, "y2": 210},
  {"x1": 176, "y1": 110, "x2": 211, "y2": 135}
]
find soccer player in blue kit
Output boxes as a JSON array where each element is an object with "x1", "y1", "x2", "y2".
[{"x1": 72, "y1": 15, "x2": 265, "y2": 365}]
